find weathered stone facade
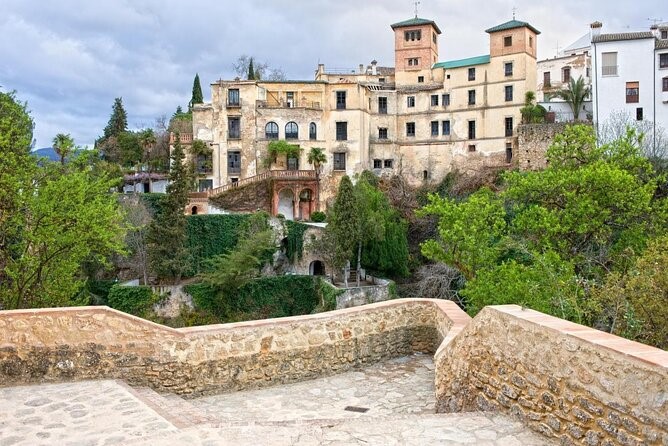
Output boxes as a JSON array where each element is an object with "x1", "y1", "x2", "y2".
[
  {"x1": 516, "y1": 123, "x2": 568, "y2": 170},
  {"x1": 435, "y1": 305, "x2": 668, "y2": 445},
  {"x1": 0, "y1": 299, "x2": 467, "y2": 397}
]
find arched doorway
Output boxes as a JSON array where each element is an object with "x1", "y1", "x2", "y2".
[
  {"x1": 191, "y1": 206, "x2": 198, "y2": 215},
  {"x1": 299, "y1": 188, "x2": 313, "y2": 220},
  {"x1": 278, "y1": 188, "x2": 295, "y2": 220},
  {"x1": 310, "y1": 260, "x2": 325, "y2": 276}
]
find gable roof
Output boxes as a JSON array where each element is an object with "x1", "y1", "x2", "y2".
[
  {"x1": 562, "y1": 33, "x2": 591, "y2": 53},
  {"x1": 433, "y1": 55, "x2": 491, "y2": 70},
  {"x1": 390, "y1": 17, "x2": 442, "y2": 34},
  {"x1": 485, "y1": 20, "x2": 541, "y2": 35},
  {"x1": 592, "y1": 32, "x2": 653, "y2": 43}
]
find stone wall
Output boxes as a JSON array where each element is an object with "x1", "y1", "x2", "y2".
[
  {"x1": 516, "y1": 123, "x2": 568, "y2": 171},
  {"x1": 209, "y1": 178, "x2": 272, "y2": 213},
  {"x1": 435, "y1": 305, "x2": 668, "y2": 445},
  {"x1": 335, "y1": 276, "x2": 393, "y2": 309},
  {"x1": 0, "y1": 299, "x2": 469, "y2": 397}
]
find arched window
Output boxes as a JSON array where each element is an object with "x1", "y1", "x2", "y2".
[
  {"x1": 309, "y1": 122, "x2": 317, "y2": 140},
  {"x1": 285, "y1": 122, "x2": 298, "y2": 140},
  {"x1": 265, "y1": 122, "x2": 278, "y2": 139}
]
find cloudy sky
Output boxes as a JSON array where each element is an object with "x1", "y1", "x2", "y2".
[{"x1": 1, "y1": 0, "x2": 662, "y2": 149}]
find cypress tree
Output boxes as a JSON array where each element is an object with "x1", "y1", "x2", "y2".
[
  {"x1": 326, "y1": 176, "x2": 361, "y2": 286},
  {"x1": 248, "y1": 58, "x2": 255, "y2": 80},
  {"x1": 190, "y1": 73, "x2": 203, "y2": 108},
  {"x1": 103, "y1": 97, "x2": 128, "y2": 139}
]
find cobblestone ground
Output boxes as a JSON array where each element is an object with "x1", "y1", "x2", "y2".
[{"x1": 0, "y1": 354, "x2": 555, "y2": 445}]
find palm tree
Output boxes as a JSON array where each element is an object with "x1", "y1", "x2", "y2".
[
  {"x1": 307, "y1": 147, "x2": 327, "y2": 211},
  {"x1": 555, "y1": 76, "x2": 590, "y2": 121},
  {"x1": 52, "y1": 133, "x2": 74, "y2": 165}
]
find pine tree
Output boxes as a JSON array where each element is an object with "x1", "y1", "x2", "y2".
[
  {"x1": 247, "y1": 58, "x2": 255, "y2": 80},
  {"x1": 147, "y1": 133, "x2": 193, "y2": 283},
  {"x1": 190, "y1": 73, "x2": 203, "y2": 108},
  {"x1": 103, "y1": 98, "x2": 128, "y2": 138}
]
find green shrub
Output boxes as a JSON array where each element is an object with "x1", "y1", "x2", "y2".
[
  {"x1": 310, "y1": 211, "x2": 326, "y2": 222},
  {"x1": 185, "y1": 214, "x2": 251, "y2": 276},
  {"x1": 285, "y1": 220, "x2": 309, "y2": 261},
  {"x1": 107, "y1": 285, "x2": 157, "y2": 316}
]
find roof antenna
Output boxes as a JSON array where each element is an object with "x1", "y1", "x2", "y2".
[
  {"x1": 414, "y1": 1, "x2": 420, "y2": 18},
  {"x1": 648, "y1": 17, "x2": 663, "y2": 26},
  {"x1": 512, "y1": 6, "x2": 517, "y2": 20}
]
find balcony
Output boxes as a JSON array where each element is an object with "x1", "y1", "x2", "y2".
[
  {"x1": 169, "y1": 132, "x2": 193, "y2": 144},
  {"x1": 226, "y1": 99, "x2": 242, "y2": 108},
  {"x1": 256, "y1": 99, "x2": 322, "y2": 110},
  {"x1": 602, "y1": 65, "x2": 618, "y2": 76},
  {"x1": 369, "y1": 136, "x2": 393, "y2": 144}
]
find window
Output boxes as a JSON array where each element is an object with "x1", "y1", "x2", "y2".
[
  {"x1": 529, "y1": 36, "x2": 533, "y2": 48},
  {"x1": 227, "y1": 89, "x2": 240, "y2": 106},
  {"x1": 468, "y1": 68, "x2": 476, "y2": 81},
  {"x1": 287, "y1": 156, "x2": 299, "y2": 171},
  {"x1": 286, "y1": 91, "x2": 295, "y2": 107},
  {"x1": 543, "y1": 72, "x2": 551, "y2": 87},
  {"x1": 442, "y1": 120, "x2": 450, "y2": 135},
  {"x1": 378, "y1": 97, "x2": 388, "y2": 114},
  {"x1": 504, "y1": 36, "x2": 512, "y2": 47},
  {"x1": 626, "y1": 82, "x2": 639, "y2": 103},
  {"x1": 636, "y1": 107, "x2": 643, "y2": 121},
  {"x1": 468, "y1": 120, "x2": 476, "y2": 140},
  {"x1": 505, "y1": 85, "x2": 513, "y2": 102},
  {"x1": 407, "y1": 58, "x2": 419, "y2": 66},
  {"x1": 662, "y1": 30, "x2": 668, "y2": 40},
  {"x1": 333, "y1": 152, "x2": 346, "y2": 170},
  {"x1": 506, "y1": 143, "x2": 513, "y2": 163},
  {"x1": 404, "y1": 30, "x2": 421, "y2": 41},
  {"x1": 663, "y1": 77, "x2": 668, "y2": 92},
  {"x1": 378, "y1": 127, "x2": 388, "y2": 139},
  {"x1": 407, "y1": 96, "x2": 415, "y2": 107},
  {"x1": 379, "y1": 77, "x2": 386, "y2": 83},
  {"x1": 660, "y1": 53, "x2": 668, "y2": 68},
  {"x1": 373, "y1": 159, "x2": 382, "y2": 169},
  {"x1": 562, "y1": 67, "x2": 571, "y2": 83},
  {"x1": 505, "y1": 117, "x2": 513, "y2": 137},
  {"x1": 336, "y1": 91, "x2": 346, "y2": 109},
  {"x1": 468, "y1": 90, "x2": 476, "y2": 105},
  {"x1": 602, "y1": 52, "x2": 618, "y2": 76},
  {"x1": 446, "y1": 74, "x2": 451, "y2": 79},
  {"x1": 384, "y1": 159, "x2": 393, "y2": 168},
  {"x1": 423, "y1": 170, "x2": 429, "y2": 180},
  {"x1": 265, "y1": 121, "x2": 278, "y2": 139},
  {"x1": 418, "y1": 75, "x2": 424, "y2": 83},
  {"x1": 468, "y1": 144, "x2": 476, "y2": 152},
  {"x1": 431, "y1": 95, "x2": 439, "y2": 106},
  {"x1": 336, "y1": 122, "x2": 348, "y2": 141},
  {"x1": 442, "y1": 94, "x2": 450, "y2": 106},
  {"x1": 309, "y1": 122, "x2": 317, "y2": 140},
  {"x1": 431, "y1": 121, "x2": 439, "y2": 136},
  {"x1": 406, "y1": 122, "x2": 416, "y2": 137},
  {"x1": 227, "y1": 151, "x2": 241, "y2": 174},
  {"x1": 504, "y1": 62, "x2": 513, "y2": 76},
  {"x1": 228, "y1": 117, "x2": 240, "y2": 139},
  {"x1": 285, "y1": 121, "x2": 298, "y2": 139}
]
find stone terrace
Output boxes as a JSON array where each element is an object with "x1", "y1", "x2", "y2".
[{"x1": 0, "y1": 355, "x2": 553, "y2": 445}]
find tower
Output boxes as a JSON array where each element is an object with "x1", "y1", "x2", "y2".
[{"x1": 391, "y1": 17, "x2": 441, "y2": 85}]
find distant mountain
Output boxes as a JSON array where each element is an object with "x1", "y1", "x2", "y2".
[{"x1": 32, "y1": 147, "x2": 60, "y2": 161}]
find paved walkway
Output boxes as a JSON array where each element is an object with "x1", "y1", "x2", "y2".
[{"x1": 0, "y1": 354, "x2": 555, "y2": 445}]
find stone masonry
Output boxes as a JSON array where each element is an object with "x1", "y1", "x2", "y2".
[
  {"x1": 434, "y1": 305, "x2": 668, "y2": 445},
  {"x1": 517, "y1": 123, "x2": 568, "y2": 170}
]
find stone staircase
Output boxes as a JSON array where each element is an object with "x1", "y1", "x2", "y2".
[{"x1": 206, "y1": 169, "x2": 317, "y2": 197}]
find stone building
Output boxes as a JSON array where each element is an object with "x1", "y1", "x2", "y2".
[{"x1": 182, "y1": 15, "x2": 541, "y2": 218}]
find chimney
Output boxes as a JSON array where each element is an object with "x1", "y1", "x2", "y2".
[
  {"x1": 590, "y1": 21, "x2": 602, "y2": 40},
  {"x1": 371, "y1": 59, "x2": 378, "y2": 75},
  {"x1": 359, "y1": 64, "x2": 364, "y2": 74}
]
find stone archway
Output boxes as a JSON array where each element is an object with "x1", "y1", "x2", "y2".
[
  {"x1": 299, "y1": 188, "x2": 314, "y2": 221},
  {"x1": 310, "y1": 260, "x2": 326, "y2": 276},
  {"x1": 277, "y1": 188, "x2": 295, "y2": 220},
  {"x1": 191, "y1": 206, "x2": 198, "y2": 215}
]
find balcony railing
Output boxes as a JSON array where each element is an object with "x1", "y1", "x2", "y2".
[
  {"x1": 207, "y1": 170, "x2": 317, "y2": 197},
  {"x1": 602, "y1": 65, "x2": 618, "y2": 76},
  {"x1": 169, "y1": 132, "x2": 193, "y2": 144},
  {"x1": 226, "y1": 99, "x2": 242, "y2": 108},
  {"x1": 256, "y1": 99, "x2": 322, "y2": 110}
]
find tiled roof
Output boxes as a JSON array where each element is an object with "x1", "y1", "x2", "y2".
[
  {"x1": 433, "y1": 55, "x2": 491, "y2": 70},
  {"x1": 485, "y1": 20, "x2": 540, "y2": 35},
  {"x1": 592, "y1": 32, "x2": 653, "y2": 43},
  {"x1": 656, "y1": 39, "x2": 668, "y2": 49},
  {"x1": 390, "y1": 17, "x2": 442, "y2": 34}
]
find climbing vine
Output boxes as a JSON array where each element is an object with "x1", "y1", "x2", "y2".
[{"x1": 285, "y1": 220, "x2": 309, "y2": 261}]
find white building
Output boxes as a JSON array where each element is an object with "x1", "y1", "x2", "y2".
[
  {"x1": 591, "y1": 22, "x2": 668, "y2": 146},
  {"x1": 537, "y1": 30, "x2": 592, "y2": 121}
]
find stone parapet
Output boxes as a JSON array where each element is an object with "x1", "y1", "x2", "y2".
[
  {"x1": 0, "y1": 299, "x2": 469, "y2": 397},
  {"x1": 435, "y1": 305, "x2": 668, "y2": 445}
]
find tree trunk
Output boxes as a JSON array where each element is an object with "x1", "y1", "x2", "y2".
[{"x1": 356, "y1": 241, "x2": 361, "y2": 288}]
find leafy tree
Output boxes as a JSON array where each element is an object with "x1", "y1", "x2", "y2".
[
  {"x1": 119, "y1": 196, "x2": 152, "y2": 285},
  {"x1": 103, "y1": 97, "x2": 128, "y2": 139},
  {"x1": 147, "y1": 133, "x2": 194, "y2": 283},
  {"x1": 0, "y1": 100, "x2": 126, "y2": 309},
  {"x1": 326, "y1": 176, "x2": 360, "y2": 286},
  {"x1": 264, "y1": 140, "x2": 302, "y2": 168},
  {"x1": 520, "y1": 91, "x2": 546, "y2": 124},
  {"x1": 554, "y1": 76, "x2": 590, "y2": 121},
  {"x1": 52, "y1": 133, "x2": 75, "y2": 165},
  {"x1": 307, "y1": 147, "x2": 327, "y2": 177},
  {"x1": 190, "y1": 73, "x2": 204, "y2": 108},
  {"x1": 233, "y1": 55, "x2": 286, "y2": 81}
]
